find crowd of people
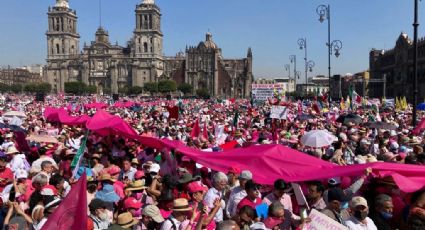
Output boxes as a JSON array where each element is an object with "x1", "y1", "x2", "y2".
[{"x1": 0, "y1": 93, "x2": 424, "y2": 230}]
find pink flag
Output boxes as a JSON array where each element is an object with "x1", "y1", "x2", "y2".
[
  {"x1": 41, "y1": 173, "x2": 87, "y2": 230},
  {"x1": 190, "y1": 119, "x2": 200, "y2": 139},
  {"x1": 202, "y1": 122, "x2": 208, "y2": 139}
]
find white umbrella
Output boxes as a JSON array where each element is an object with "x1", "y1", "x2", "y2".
[
  {"x1": 3, "y1": 111, "x2": 27, "y2": 119},
  {"x1": 301, "y1": 130, "x2": 337, "y2": 148}
]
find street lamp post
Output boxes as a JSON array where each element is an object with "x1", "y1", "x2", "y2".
[
  {"x1": 412, "y1": 0, "x2": 419, "y2": 126},
  {"x1": 317, "y1": 4, "x2": 342, "y2": 103},
  {"x1": 298, "y1": 38, "x2": 314, "y2": 96},
  {"x1": 290, "y1": 55, "x2": 297, "y2": 92}
]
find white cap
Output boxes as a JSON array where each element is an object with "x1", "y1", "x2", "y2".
[{"x1": 149, "y1": 163, "x2": 160, "y2": 173}]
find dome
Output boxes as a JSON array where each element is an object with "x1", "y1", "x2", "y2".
[
  {"x1": 55, "y1": 0, "x2": 69, "y2": 8},
  {"x1": 198, "y1": 32, "x2": 217, "y2": 50},
  {"x1": 142, "y1": 0, "x2": 155, "y2": 5}
]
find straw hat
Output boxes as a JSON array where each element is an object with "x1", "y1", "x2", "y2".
[
  {"x1": 99, "y1": 173, "x2": 116, "y2": 182},
  {"x1": 117, "y1": 212, "x2": 139, "y2": 228},
  {"x1": 6, "y1": 146, "x2": 19, "y2": 154},
  {"x1": 125, "y1": 180, "x2": 147, "y2": 191},
  {"x1": 172, "y1": 198, "x2": 192, "y2": 212}
]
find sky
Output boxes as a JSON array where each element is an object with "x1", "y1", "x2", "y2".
[{"x1": 0, "y1": 0, "x2": 424, "y2": 82}]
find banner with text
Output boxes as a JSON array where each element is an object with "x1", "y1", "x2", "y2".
[
  {"x1": 252, "y1": 83, "x2": 284, "y2": 101},
  {"x1": 304, "y1": 209, "x2": 348, "y2": 230},
  {"x1": 270, "y1": 106, "x2": 289, "y2": 119}
]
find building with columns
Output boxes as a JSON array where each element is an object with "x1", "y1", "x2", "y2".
[{"x1": 44, "y1": 0, "x2": 253, "y2": 98}]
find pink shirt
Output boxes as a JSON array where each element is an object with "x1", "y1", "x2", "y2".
[
  {"x1": 263, "y1": 193, "x2": 293, "y2": 214},
  {"x1": 237, "y1": 197, "x2": 263, "y2": 211}
]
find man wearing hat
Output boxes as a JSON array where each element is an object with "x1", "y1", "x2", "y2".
[
  {"x1": 345, "y1": 196, "x2": 378, "y2": 230},
  {"x1": 107, "y1": 212, "x2": 139, "y2": 230},
  {"x1": 226, "y1": 170, "x2": 254, "y2": 218},
  {"x1": 141, "y1": 205, "x2": 165, "y2": 229},
  {"x1": 321, "y1": 187, "x2": 351, "y2": 225},
  {"x1": 96, "y1": 174, "x2": 120, "y2": 203},
  {"x1": 88, "y1": 198, "x2": 111, "y2": 229},
  {"x1": 160, "y1": 198, "x2": 192, "y2": 230}
]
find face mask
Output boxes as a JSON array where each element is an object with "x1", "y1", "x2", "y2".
[
  {"x1": 354, "y1": 210, "x2": 368, "y2": 221},
  {"x1": 131, "y1": 209, "x2": 142, "y2": 218},
  {"x1": 98, "y1": 211, "x2": 109, "y2": 221},
  {"x1": 341, "y1": 202, "x2": 349, "y2": 210},
  {"x1": 380, "y1": 211, "x2": 393, "y2": 220}
]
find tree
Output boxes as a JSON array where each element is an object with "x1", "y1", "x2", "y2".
[
  {"x1": 86, "y1": 85, "x2": 97, "y2": 94},
  {"x1": 144, "y1": 82, "x2": 158, "y2": 95},
  {"x1": 128, "y1": 86, "x2": 144, "y2": 95},
  {"x1": 158, "y1": 80, "x2": 177, "y2": 93},
  {"x1": 9, "y1": 84, "x2": 22, "y2": 93},
  {"x1": 118, "y1": 86, "x2": 128, "y2": 95},
  {"x1": 37, "y1": 83, "x2": 52, "y2": 93},
  {"x1": 0, "y1": 83, "x2": 9, "y2": 93},
  {"x1": 178, "y1": 83, "x2": 193, "y2": 95},
  {"x1": 196, "y1": 88, "x2": 210, "y2": 99},
  {"x1": 65, "y1": 82, "x2": 86, "y2": 95}
]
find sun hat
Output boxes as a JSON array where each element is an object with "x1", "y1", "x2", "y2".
[
  {"x1": 187, "y1": 181, "x2": 208, "y2": 193},
  {"x1": 178, "y1": 173, "x2": 200, "y2": 184},
  {"x1": 117, "y1": 212, "x2": 139, "y2": 228},
  {"x1": 123, "y1": 197, "x2": 142, "y2": 210},
  {"x1": 125, "y1": 180, "x2": 147, "y2": 191},
  {"x1": 172, "y1": 198, "x2": 192, "y2": 212},
  {"x1": 143, "y1": 205, "x2": 165, "y2": 223},
  {"x1": 131, "y1": 158, "x2": 139, "y2": 165},
  {"x1": 6, "y1": 146, "x2": 19, "y2": 154},
  {"x1": 99, "y1": 173, "x2": 117, "y2": 183},
  {"x1": 350, "y1": 196, "x2": 368, "y2": 208}
]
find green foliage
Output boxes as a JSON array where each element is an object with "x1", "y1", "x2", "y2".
[
  {"x1": 144, "y1": 82, "x2": 158, "y2": 95},
  {"x1": 177, "y1": 83, "x2": 193, "y2": 95},
  {"x1": 0, "y1": 83, "x2": 9, "y2": 93},
  {"x1": 64, "y1": 82, "x2": 86, "y2": 95},
  {"x1": 24, "y1": 83, "x2": 52, "y2": 93},
  {"x1": 9, "y1": 84, "x2": 23, "y2": 93},
  {"x1": 196, "y1": 88, "x2": 210, "y2": 99},
  {"x1": 158, "y1": 80, "x2": 177, "y2": 93},
  {"x1": 65, "y1": 82, "x2": 97, "y2": 95},
  {"x1": 118, "y1": 86, "x2": 128, "y2": 95},
  {"x1": 86, "y1": 85, "x2": 97, "y2": 94},
  {"x1": 128, "y1": 86, "x2": 144, "y2": 95}
]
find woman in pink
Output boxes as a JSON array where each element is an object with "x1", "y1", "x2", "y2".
[{"x1": 186, "y1": 181, "x2": 221, "y2": 230}]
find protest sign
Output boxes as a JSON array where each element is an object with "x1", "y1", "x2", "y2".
[
  {"x1": 252, "y1": 83, "x2": 284, "y2": 101},
  {"x1": 304, "y1": 209, "x2": 348, "y2": 230},
  {"x1": 291, "y1": 183, "x2": 309, "y2": 208},
  {"x1": 270, "y1": 106, "x2": 288, "y2": 119}
]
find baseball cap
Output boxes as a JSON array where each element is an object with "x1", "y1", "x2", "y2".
[
  {"x1": 328, "y1": 177, "x2": 341, "y2": 186},
  {"x1": 327, "y1": 187, "x2": 350, "y2": 202},
  {"x1": 238, "y1": 170, "x2": 253, "y2": 180},
  {"x1": 273, "y1": 179, "x2": 287, "y2": 190},
  {"x1": 187, "y1": 181, "x2": 208, "y2": 193},
  {"x1": 350, "y1": 196, "x2": 368, "y2": 208},
  {"x1": 149, "y1": 163, "x2": 160, "y2": 173},
  {"x1": 124, "y1": 197, "x2": 142, "y2": 210},
  {"x1": 143, "y1": 205, "x2": 165, "y2": 223}
]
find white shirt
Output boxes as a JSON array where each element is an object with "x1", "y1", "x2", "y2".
[
  {"x1": 345, "y1": 216, "x2": 378, "y2": 230},
  {"x1": 9, "y1": 154, "x2": 28, "y2": 174},
  {"x1": 122, "y1": 167, "x2": 137, "y2": 181},
  {"x1": 204, "y1": 187, "x2": 224, "y2": 222},
  {"x1": 160, "y1": 215, "x2": 182, "y2": 230},
  {"x1": 30, "y1": 156, "x2": 58, "y2": 174},
  {"x1": 226, "y1": 186, "x2": 246, "y2": 218}
]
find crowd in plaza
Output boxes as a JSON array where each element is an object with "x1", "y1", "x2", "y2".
[{"x1": 0, "y1": 93, "x2": 425, "y2": 230}]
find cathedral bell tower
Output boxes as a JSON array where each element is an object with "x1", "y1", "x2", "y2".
[
  {"x1": 132, "y1": 0, "x2": 164, "y2": 87},
  {"x1": 45, "y1": 0, "x2": 80, "y2": 92}
]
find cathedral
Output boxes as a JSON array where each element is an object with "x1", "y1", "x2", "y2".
[{"x1": 44, "y1": 0, "x2": 253, "y2": 98}]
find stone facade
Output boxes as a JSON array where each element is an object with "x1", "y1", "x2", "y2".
[
  {"x1": 44, "y1": 0, "x2": 253, "y2": 98},
  {"x1": 0, "y1": 68, "x2": 42, "y2": 86},
  {"x1": 369, "y1": 32, "x2": 425, "y2": 100}
]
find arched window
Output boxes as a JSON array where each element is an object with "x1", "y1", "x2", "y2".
[
  {"x1": 56, "y1": 44, "x2": 60, "y2": 54},
  {"x1": 144, "y1": 42, "x2": 148, "y2": 53}
]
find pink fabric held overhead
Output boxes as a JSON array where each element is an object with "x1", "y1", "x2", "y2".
[{"x1": 86, "y1": 110, "x2": 138, "y2": 138}]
